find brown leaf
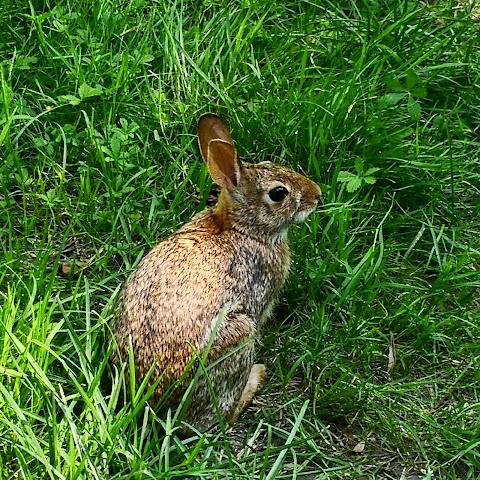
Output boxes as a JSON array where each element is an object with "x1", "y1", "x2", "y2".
[
  {"x1": 387, "y1": 332, "x2": 396, "y2": 373},
  {"x1": 60, "y1": 260, "x2": 88, "y2": 278},
  {"x1": 353, "y1": 441, "x2": 365, "y2": 453},
  {"x1": 430, "y1": 387, "x2": 457, "y2": 413}
]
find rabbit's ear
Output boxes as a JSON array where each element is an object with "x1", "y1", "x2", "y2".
[
  {"x1": 198, "y1": 114, "x2": 233, "y2": 157},
  {"x1": 206, "y1": 139, "x2": 240, "y2": 189},
  {"x1": 198, "y1": 114, "x2": 241, "y2": 189}
]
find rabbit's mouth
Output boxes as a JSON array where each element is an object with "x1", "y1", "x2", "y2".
[{"x1": 292, "y1": 201, "x2": 318, "y2": 224}]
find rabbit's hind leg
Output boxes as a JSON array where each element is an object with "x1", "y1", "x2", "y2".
[
  {"x1": 229, "y1": 363, "x2": 266, "y2": 425},
  {"x1": 181, "y1": 313, "x2": 258, "y2": 432}
]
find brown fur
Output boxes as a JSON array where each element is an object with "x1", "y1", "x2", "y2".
[{"x1": 113, "y1": 114, "x2": 321, "y2": 432}]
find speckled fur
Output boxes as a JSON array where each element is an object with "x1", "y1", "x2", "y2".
[{"x1": 114, "y1": 114, "x2": 321, "y2": 432}]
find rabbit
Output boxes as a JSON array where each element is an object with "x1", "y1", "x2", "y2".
[{"x1": 113, "y1": 113, "x2": 321, "y2": 433}]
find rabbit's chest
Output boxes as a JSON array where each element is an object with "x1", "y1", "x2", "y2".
[{"x1": 226, "y1": 240, "x2": 290, "y2": 317}]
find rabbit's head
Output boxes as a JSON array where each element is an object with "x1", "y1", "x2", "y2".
[{"x1": 198, "y1": 114, "x2": 321, "y2": 242}]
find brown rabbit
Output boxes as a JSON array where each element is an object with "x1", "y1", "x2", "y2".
[{"x1": 114, "y1": 114, "x2": 321, "y2": 432}]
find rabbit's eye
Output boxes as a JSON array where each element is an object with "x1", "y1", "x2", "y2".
[{"x1": 268, "y1": 186, "x2": 289, "y2": 202}]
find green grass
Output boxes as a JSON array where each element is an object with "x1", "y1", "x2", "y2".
[{"x1": 1, "y1": 0, "x2": 480, "y2": 478}]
